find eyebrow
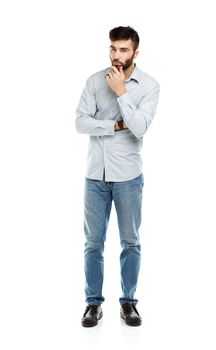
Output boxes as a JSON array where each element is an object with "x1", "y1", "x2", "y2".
[{"x1": 110, "y1": 45, "x2": 129, "y2": 50}]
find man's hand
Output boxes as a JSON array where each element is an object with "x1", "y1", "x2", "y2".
[
  {"x1": 114, "y1": 120, "x2": 128, "y2": 131},
  {"x1": 106, "y1": 66, "x2": 127, "y2": 96}
]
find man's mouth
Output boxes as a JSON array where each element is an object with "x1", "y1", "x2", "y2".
[{"x1": 113, "y1": 61, "x2": 123, "y2": 66}]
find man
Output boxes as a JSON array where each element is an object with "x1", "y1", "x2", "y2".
[{"x1": 75, "y1": 26, "x2": 160, "y2": 327}]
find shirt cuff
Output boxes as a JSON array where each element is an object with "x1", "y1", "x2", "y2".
[{"x1": 98, "y1": 120, "x2": 115, "y2": 136}]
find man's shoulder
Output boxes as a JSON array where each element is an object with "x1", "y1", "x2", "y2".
[
  {"x1": 137, "y1": 67, "x2": 160, "y2": 89},
  {"x1": 87, "y1": 67, "x2": 110, "y2": 81},
  {"x1": 85, "y1": 67, "x2": 110, "y2": 91}
]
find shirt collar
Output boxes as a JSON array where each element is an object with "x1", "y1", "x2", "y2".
[{"x1": 126, "y1": 64, "x2": 141, "y2": 83}]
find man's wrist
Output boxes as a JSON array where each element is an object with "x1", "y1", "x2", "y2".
[{"x1": 116, "y1": 86, "x2": 126, "y2": 96}]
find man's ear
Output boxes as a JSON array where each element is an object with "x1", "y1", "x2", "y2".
[{"x1": 134, "y1": 50, "x2": 139, "y2": 59}]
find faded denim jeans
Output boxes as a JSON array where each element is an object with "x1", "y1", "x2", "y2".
[{"x1": 84, "y1": 173, "x2": 144, "y2": 305}]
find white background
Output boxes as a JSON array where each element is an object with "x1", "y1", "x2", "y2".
[{"x1": 0, "y1": 0, "x2": 216, "y2": 349}]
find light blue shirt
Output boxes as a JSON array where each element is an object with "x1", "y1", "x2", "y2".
[{"x1": 75, "y1": 65, "x2": 160, "y2": 182}]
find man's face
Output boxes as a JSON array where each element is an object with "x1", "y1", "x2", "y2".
[{"x1": 109, "y1": 39, "x2": 138, "y2": 71}]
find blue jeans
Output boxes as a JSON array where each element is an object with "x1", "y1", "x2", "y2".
[{"x1": 84, "y1": 173, "x2": 144, "y2": 306}]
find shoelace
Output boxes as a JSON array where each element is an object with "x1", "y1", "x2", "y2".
[
  {"x1": 85, "y1": 305, "x2": 99, "y2": 316},
  {"x1": 123, "y1": 302, "x2": 139, "y2": 315}
]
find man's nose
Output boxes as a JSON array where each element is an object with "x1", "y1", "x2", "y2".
[{"x1": 113, "y1": 51, "x2": 120, "y2": 60}]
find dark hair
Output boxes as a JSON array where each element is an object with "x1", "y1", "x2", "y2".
[{"x1": 109, "y1": 26, "x2": 140, "y2": 50}]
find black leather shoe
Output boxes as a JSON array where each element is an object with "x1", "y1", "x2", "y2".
[
  {"x1": 81, "y1": 305, "x2": 103, "y2": 327},
  {"x1": 120, "y1": 302, "x2": 142, "y2": 326}
]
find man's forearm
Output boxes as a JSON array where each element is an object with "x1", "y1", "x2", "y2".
[{"x1": 75, "y1": 115, "x2": 116, "y2": 136}]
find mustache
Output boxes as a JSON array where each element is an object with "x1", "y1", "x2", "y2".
[{"x1": 112, "y1": 60, "x2": 123, "y2": 65}]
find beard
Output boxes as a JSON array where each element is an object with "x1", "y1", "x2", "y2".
[{"x1": 112, "y1": 53, "x2": 135, "y2": 71}]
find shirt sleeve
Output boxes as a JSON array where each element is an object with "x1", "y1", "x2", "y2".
[
  {"x1": 75, "y1": 77, "x2": 115, "y2": 136},
  {"x1": 117, "y1": 83, "x2": 160, "y2": 138}
]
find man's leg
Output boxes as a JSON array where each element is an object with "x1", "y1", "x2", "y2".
[
  {"x1": 112, "y1": 174, "x2": 144, "y2": 304},
  {"x1": 84, "y1": 178, "x2": 112, "y2": 305}
]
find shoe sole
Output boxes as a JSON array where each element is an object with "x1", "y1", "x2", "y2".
[{"x1": 120, "y1": 314, "x2": 142, "y2": 326}]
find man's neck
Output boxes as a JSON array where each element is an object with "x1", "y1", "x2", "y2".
[{"x1": 124, "y1": 63, "x2": 135, "y2": 80}]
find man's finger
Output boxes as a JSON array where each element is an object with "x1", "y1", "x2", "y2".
[{"x1": 111, "y1": 65, "x2": 120, "y2": 73}]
